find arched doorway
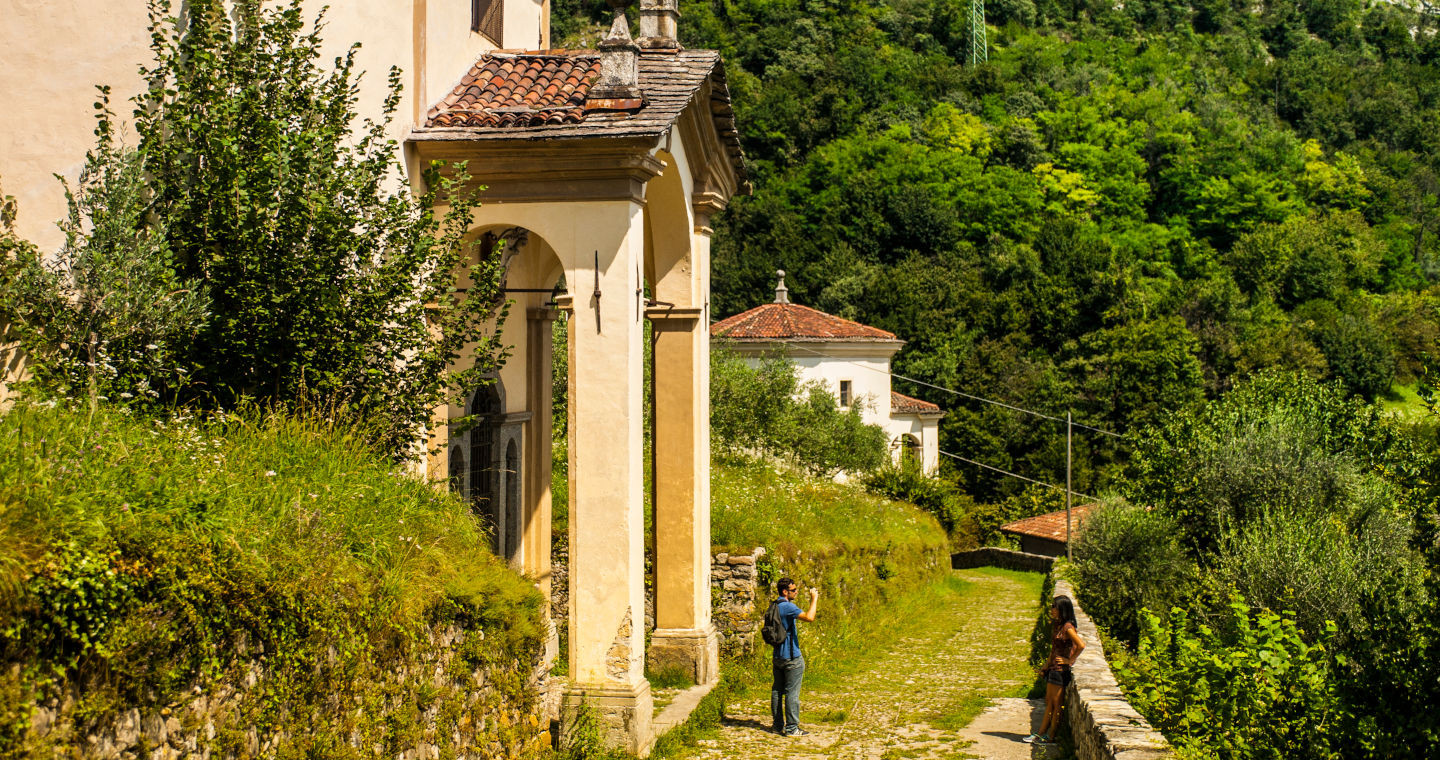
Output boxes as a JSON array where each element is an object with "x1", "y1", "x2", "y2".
[
  {"x1": 900, "y1": 434, "x2": 923, "y2": 469},
  {"x1": 468, "y1": 383, "x2": 504, "y2": 555}
]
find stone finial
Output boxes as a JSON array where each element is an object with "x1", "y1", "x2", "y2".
[
  {"x1": 773, "y1": 270, "x2": 790, "y2": 304},
  {"x1": 638, "y1": 0, "x2": 681, "y2": 49},
  {"x1": 587, "y1": 7, "x2": 643, "y2": 106}
]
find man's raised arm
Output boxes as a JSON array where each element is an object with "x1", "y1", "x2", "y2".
[{"x1": 799, "y1": 587, "x2": 819, "y2": 622}]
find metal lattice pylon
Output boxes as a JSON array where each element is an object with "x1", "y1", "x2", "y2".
[{"x1": 969, "y1": 0, "x2": 987, "y2": 65}]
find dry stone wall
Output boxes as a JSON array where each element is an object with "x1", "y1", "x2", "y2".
[
  {"x1": 20, "y1": 623, "x2": 551, "y2": 760},
  {"x1": 1057, "y1": 579, "x2": 1174, "y2": 760},
  {"x1": 951, "y1": 547, "x2": 1055, "y2": 573},
  {"x1": 711, "y1": 548, "x2": 766, "y2": 655},
  {"x1": 550, "y1": 545, "x2": 767, "y2": 656}
]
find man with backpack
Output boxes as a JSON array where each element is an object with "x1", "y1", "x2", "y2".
[{"x1": 764, "y1": 577, "x2": 819, "y2": 736}]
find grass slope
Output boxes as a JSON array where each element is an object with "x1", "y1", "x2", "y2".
[{"x1": 0, "y1": 402, "x2": 543, "y2": 754}]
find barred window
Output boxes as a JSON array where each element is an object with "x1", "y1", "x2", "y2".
[{"x1": 472, "y1": 0, "x2": 504, "y2": 44}]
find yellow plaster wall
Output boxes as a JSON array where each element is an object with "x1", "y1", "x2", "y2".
[
  {"x1": 0, "y1": 0, "x2": 528, "y2": 253},
  {"x1": 0, "y1": 0, "x2": 154, "y2": 251}
]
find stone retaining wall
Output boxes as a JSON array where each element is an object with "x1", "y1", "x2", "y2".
[
  {"x1": 710, "y1": 548, "x2": 765, "y2": 655},
  {"x1": 550, "y1": 545, "x2": 767, "y2": 657},
  {"x1": 1056, "y1": 579, "x2": 1174, "y2": 760},
  {"x1": 951, "y1": 547, "x2": 1055, "y2": 573},
  {"x1": 24, "y1": 624, "x2": 550, "y2": 760}
]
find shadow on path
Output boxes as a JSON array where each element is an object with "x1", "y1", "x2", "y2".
[
  {"x1": 721, "y1": 716, "x2": 774, "y2": 734},
  {"x1": 983, "y1": 731, "x2": 1034, "y2": 743}
]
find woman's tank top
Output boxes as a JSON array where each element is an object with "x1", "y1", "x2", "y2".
[{"x1": 1050, "y1": 621, "x2": 1077, "y2": 666}]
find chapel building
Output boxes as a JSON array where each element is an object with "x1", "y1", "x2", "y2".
[
  {"x1": 3, "y1": 1, "x2": 746, "y2": 753},
  {"x1": 711, "y1": 272, "x2": 946, "y2": 474}
]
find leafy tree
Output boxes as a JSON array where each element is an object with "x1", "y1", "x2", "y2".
[
  {"x1": 0, "y1": 121, "x2": 207, "y2": 409},
  {"x1": 129, "y1": 0, "x2": 506, "y2": 455},
  {"x1": 1075, "y1": 317, "x2": 1206, "y2": 430},
  {"x1": 710, "y1": 346, "x2": 890, "y2": 476},
  {"x1": 1071, "y1": 499, "x2": 1196, "y2": 646}
]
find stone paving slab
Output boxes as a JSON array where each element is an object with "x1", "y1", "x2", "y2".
[
  {"x1": 958, "y1": 698, "x2": 1062, "y2": 760},
  {"x1": 690, "y1": 569, "x2": 1046, "y2": 760}
]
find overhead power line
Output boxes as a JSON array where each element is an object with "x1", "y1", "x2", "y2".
[
  {"x1": 939, "y1": 449, "x2": 1095, "y2": 501},
  {"x1": 770, "y1": 341, "x2": 1125, "y2": 439}
]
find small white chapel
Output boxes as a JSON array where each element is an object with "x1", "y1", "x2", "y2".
[{"x1": 710, "y1": 272, "x2": 946, "y2": 474}]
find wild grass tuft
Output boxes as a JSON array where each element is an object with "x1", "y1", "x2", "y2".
[{"x1": 711, "y1": 456, "x2": 945, "y2": 553}]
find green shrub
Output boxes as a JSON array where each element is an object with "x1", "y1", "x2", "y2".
[
  {"x1": 862, "y1": 460, "x2": 978, "y2": 542},
  {"x1": 1212, "y1": 502, "x2": 1421, "y2": 646},
  {"x1": 1071, "y1": 500, "x2": 1196, "y2": 647},
  {"x1": 1126, "y1": 370, "x2": 1422, "y2": 556},
  {"x1": 1113, "y1": 599, "x2": 1341, "y2": 760},
  {"x1": 710, "y1": 346, "x2": 889, "y2": 476},
  {"x1": 0, "y1": 145, "x2": 206, "y2": 408}
]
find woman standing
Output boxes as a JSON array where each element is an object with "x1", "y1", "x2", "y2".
[{"x1": 1024, "y1": 595, "x2": 1086, "y2": 745}]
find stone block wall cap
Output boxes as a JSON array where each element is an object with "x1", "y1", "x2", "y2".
[
  {"x1": 1113, "y1": 749, "x2": 1176, "y2": 760},
  {"x1": 726, "y1": 556, "x2": 755, "y2": 565}
]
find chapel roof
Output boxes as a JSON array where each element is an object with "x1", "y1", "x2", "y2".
[
  {"x1": 999, "y1": 503, "x2": 1097, "y2": 543},
  {"x1": 414, "y1": 49, "x2": 747, "y2": 184},
  {"x1": 891, "y1": 391, "x2": 944, "y2": 416},
  {"x1": 709, "y1": 302, "x2": 902, "y2": 343}
]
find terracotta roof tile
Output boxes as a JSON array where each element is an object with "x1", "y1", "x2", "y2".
[
  {"x1": 710, "y1": 303, "x2": 900, "y2": 342},
  {"x1": 415, "y1": 49, "x2": 747, "y2": 184},
  {"x1": 426, "y1": 52, "x2": 601, "y2": 128},
  {"x1": 999, "y1": 503, "x2": 1097, "y2": 543},
  {"x1": 891, "y1": 391, "x2": 944, "y2": 416}
]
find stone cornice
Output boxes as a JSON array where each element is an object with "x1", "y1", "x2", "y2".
[
  {"x1": 410, "y1": 135, "x2": 667, "y2": 203},
  {"x1": 716, "y1": 338, "x2": 905, "y2": 361}
]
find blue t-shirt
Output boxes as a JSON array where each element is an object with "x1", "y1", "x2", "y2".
[{"x1": 773, "y1": 599, "x2": 803, "y2": 660}]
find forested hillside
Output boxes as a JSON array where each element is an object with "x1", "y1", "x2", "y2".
[{"x1": 558, "y1": 0, "x2": 1440, "y2": 501}]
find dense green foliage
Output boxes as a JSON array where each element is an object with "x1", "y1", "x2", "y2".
[
  {"x1": 1114, "y1": 600, "x2": 1341, "y2": 759},
  {"x1": 0, "y1": 0, "x2": 507, "y2": 458},
  {"x1": 1069, "y1": 500, "x2": 1193, "y2": 644},
  {"x1": 554, "y1": 0, "x2": 1440, "y2": 503},
  {"x1": 0, "y1": 402, "x2": 544, "y2": 756},
  {"x1": 1075, "y1": 372, "x2": 1440, "y2": 758}
]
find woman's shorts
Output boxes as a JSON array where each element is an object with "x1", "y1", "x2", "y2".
[{"x1": 1044, "y1": 667, "x2": 1073, "y2": 687}]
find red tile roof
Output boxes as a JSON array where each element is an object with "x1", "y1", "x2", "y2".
[
  {"x1": 710, "y1": 303, "x2": 900, "y2": 342},
  {"x1": 891, "y1": 391, "x2": 944, "y2": 416},
  {"x1": 999, "y1": 503, "x2": 1097, "y2": 543},
  {"x1": 417, "y1": 49, "x2": 747, "y2": 184},
  {"x1": 426, "y1": 51, "x2": 601, "y2": 128}
]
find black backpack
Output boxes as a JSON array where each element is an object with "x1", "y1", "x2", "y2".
[{"x1": 761, "y1": 600, "x2": 787, "y2": 647}]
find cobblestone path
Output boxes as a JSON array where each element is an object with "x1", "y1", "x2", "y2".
[{"x1": 690, "y1": 568, "x2": 1054, "y2": 760}]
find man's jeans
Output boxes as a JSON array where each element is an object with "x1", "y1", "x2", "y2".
[{"x1": 771, "y1": 655, "x2": 805, "y2": 734}]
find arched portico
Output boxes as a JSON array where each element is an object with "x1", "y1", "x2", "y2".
[{"x1": 412, "y1": 47, "x2": 745, "y2": 750}]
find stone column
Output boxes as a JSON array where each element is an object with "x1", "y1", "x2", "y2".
[
  {"x1": 526, "y1": 306, "x2": 560, "y2": 667},
  {"x1": 647, "y1": 308, "x2": 718, "y2": 685},
  {"x1": 646, "y1": 206, "x2": 718, "y2": 686},
  {"x1": 561, "y1": 200, "x2": 653, "y2": 755}
]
